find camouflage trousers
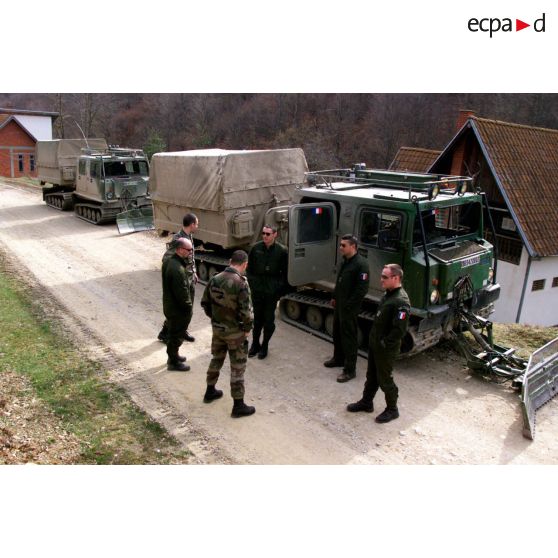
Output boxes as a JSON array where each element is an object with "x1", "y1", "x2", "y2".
[{"x1": 206, "y1": 330, "x2": 249, "y2": 399}]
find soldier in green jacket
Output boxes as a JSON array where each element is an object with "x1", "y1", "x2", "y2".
[
  {"x1": 246, "y1": 224, "x2": 288, "y2": 360},
  {"x1": 324, "y1": 234, "x2": 370, "y2": 382},
  {"x1": 158, "y1": 213, "x2": 199, "y2": 344},
  {"x1": 162, "y1": 237, "x2": 194, "y2": 371},
  {"x1": 347, "y1": 263, "x2": 410, "y2": 423},
  {"x1": 201, "y1": 250, "x2": 256, "y2": 418}
]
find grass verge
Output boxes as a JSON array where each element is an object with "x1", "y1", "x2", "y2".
[{"x1": 0, "y1": 265, "x2": 191, "y2": 464}]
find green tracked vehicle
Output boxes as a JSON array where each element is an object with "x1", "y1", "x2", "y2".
[
  {"x1": 267, "y1": 166, "x2": 500, "y2": 357},
  {"x1": 37, "y1": 139, "x2": 153, "y2": 231}
]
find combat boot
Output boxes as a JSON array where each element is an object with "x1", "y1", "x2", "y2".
[
  {"x1": 346, "y1": 399, "x2": 373, "y2": 413},
  {"x1": 336, "y1": 371, "x2": 356, "y2": 383},
  {"x1": 157, "y1": 331, "x2": 169, "y2": 344},
  {"x1": 257, "y1": 342, "x2": 268, "y2": 360},
  {"x1": 176, "y1": 355, "x2": 187, "y2": 362},
  {"x1": 231, "y1": 399, "x2": 256, "y2": 418},
  {"x1": 375, "y1": 407, "x2": 399, "y2": 423},
  {"x1": 203, "y1": 385, "x2": 223, "y2": 403},
  {"x1": 167, "y1": 360, "x2": 191, "y2": 372},
  {"x1": 323, "y1": 358, "x2": 343, "y2": 368},
  {"x1": 248, "y1": 341, "x2": 261, "y2": 358}
]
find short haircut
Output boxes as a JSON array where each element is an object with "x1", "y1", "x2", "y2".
[
  {"x1": 262, "y1": 224, "x2": 277, "y2": 233},
  {"x1": 176, "y1": 237, "x2": 192, "y2": 250},
  {"x1": 341, "y1": 234, "x2": 358, "y2": 248},
  {"x1": 183, "y1": 213, "x2": 198, "y2": 227},
  {"x1": 385, "y1": 263, "x2": 403, "y2": 279},
  {"x1": 230, "y1": 250, "x2": 248, "y2": 265}
]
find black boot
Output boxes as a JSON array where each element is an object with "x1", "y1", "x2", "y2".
[
  {"x1": 347, "y1": 399, "x2": 374, "y2": 413},
  {"x1": 248, "y1": 340, "x2": 261, "y2": 358},
  {"x1": 257, "y1": 331, "x2": 273, "y2": 360},
  {"x1": 375, "y1": 407, "x2": 399, "y2": 423},
  {"x1": 167, "y1": 360, "x2": 190, "y2": 371},
  {"x1": 203, "y1": 385, "x2": 223, "y2": 403},
  {"x1": 257, "y1": 342, "x2": 268, "y2": 360},
  {"x1": 157, "y1": 329, "x2": 169, "y2": 344},
  {"x1": 231, "y1": 398, "x2": 256, "y2": 418},
  {"x1": 176, "y1": 354, "x2": 187, "y2": 362}
]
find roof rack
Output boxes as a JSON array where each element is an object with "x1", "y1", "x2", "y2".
[
  {"x1": 305, "y1": 165, "x2": 473, "y2": 201},
  {"x1": 80, "y1": 146, "x2": 147, "y2": 158}
]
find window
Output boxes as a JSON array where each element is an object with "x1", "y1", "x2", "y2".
[
  {"x1": 414, "y1": 203, "x2": 481, "y2": 246},
  {"x1": 30, "y1": 154, "x2": 35, "y2": 172},
  {"x1": 79, "y1": 160, "x2": 86, "y2": 175},
  {"x1": 360, "y1": 210, "x2": 402, "y2": 251},
  {"x1": 532, "y1": 279, "x2": 546, "y2": 292},
  {"x1": 18, "y1": 154, "x2": 24, "y2": 172},
  {"x1": 90, "y1": 161, "x2": 101, "y2": 178},
  {"x1": 552, "y1": 277, "x2": 558, "y2": 288},
  {"x1": 296, "y1": 206, "x2": 332, "y2": 243}
]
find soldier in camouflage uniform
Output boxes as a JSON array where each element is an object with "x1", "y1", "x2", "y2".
[
  {"x1": 158, "y1": 213, "x2": 199, "y2": 343},
  {"x1": 201, "y1": 250, "x2": 256, "y2": 417},
  {"x1": 162, "y1": 237, "x2": 194, "y2": 371},
  {"x1": 347, "y1": 263, "x2": 410, "y2": 423}
]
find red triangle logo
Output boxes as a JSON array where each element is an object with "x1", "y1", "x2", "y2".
[{"x1": 516, "y1": 19, "x2": 530, "y2": 31}]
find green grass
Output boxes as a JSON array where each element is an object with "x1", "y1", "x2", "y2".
[{"x1": 0, "y1": 265, "x2": 191, "y2": 464}]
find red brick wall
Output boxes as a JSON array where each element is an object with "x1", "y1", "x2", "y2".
[{"x1": 0, "y1": 120, "x2": 37, "y2": 178}]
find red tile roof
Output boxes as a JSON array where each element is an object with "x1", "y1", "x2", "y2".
[
  {"x1": 470, "y1": 117, "x2": 558, "y2": 257},
  {"x1": 389, "y1": 147, "x2": 442, "y2": 173}
]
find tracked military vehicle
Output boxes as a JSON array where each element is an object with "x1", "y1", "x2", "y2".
[
  {"x1": 266, "y1": 166, "x2": 500, "y2": 357},
  {"x1": 37, "y1": 139, "x2": 153, "y2": 230}
]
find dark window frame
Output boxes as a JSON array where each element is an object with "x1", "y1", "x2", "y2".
[
  {"x1": 359, "y1": 208, "x2": 403, "y2": 252},
  {"x1": 532, "y1": 279, "x2": 546, "y2": 292}
]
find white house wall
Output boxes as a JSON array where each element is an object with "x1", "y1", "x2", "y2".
[
  {"x1": 519, "y1": 256, "x2": 558, "y2": 327},
  {"x1": 492, "y1": 248, "x2": 528, "y2": 324},
  {"x1": 13, "y1": 115, "x2": 53, "y2": 140}
]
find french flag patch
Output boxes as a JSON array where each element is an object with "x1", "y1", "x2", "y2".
[
  {"x1": 314, "y1": 207, "x2": 323, "y2": 215},
  {"x1": 360, "y1": 273, "x2": 368, "y2": 280},
  {"x1": 398, "y1": 310, "x2": 407, "y2": 320}
]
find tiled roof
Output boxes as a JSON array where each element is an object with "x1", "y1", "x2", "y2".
[
  {"x1": 389, "y1": 147, "x2": 442, "y2": 173},
  {"x1": 471, "y1": 117, "x2": 558, "y2": 257}
]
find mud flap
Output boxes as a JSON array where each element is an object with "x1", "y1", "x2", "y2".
[
  {"x1": 116, "y1": 206, "x2": 154, "y2": 234},
  {"x1": 520, "y1": 337, "x2": 558, "y2": 440}
]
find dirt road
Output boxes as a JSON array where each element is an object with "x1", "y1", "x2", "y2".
[{"x1": 1, "y1": 180, "x2": 556, "y2": 464}]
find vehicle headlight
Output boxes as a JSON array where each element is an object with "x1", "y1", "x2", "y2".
[
  {"x1": 488, "y1": 268, "x2": 494, "y2": 282},
  {"x1": 430, "y1": 289, "x2": 440, "y2": 304}
]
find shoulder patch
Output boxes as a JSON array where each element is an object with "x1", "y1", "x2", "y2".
[
  {"x1": 397, "y1": 308, "x2": 408, "y2": 320},
  {"x1": 360, "y1": 272, "x2": 368, "y2": 281}
]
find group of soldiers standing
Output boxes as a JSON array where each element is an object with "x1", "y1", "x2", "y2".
[{"x1": 160, "y1": 214, "x2": 410, "y2": 424}]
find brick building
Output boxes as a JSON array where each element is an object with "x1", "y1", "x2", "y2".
[{"x1": 0, "y1": 108, "x2": 58, "y2": 178}]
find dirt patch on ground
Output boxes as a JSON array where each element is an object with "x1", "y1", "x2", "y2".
[
  {"x1": 1, "y1": 179, "x2": 557, "y2": 464},
  {"x1": 0, "y1": 368, "x2": 82, "y2": 464}
]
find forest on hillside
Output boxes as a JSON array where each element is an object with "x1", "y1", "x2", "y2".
[{"x1": 1, "y1": 93, "x2": 557, "y2": 169}]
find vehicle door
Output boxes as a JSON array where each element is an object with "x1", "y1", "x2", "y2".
[
  {"x1": 357, "y1": 207, "x2": 404, "y2": 297},
  {"x1": 286, "y1": 202, "x2": 337, "y2": 286}
]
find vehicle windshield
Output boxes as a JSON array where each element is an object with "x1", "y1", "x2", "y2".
[
  {"x1": 413, "y1": 202, "x2": 481, "y2": 245},
  {"x1": 103, "y1": 159, "x2": 149, "y2": 177}
]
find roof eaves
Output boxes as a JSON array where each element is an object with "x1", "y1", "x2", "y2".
[
  {"x1": 0, "y1": 115, "x2": 38, "y2": 142},
  {"x1": 469, "y1": 119, "x2": 537, "y2": 258}
]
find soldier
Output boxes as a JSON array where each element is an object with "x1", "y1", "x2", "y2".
[
  {"x1": 246, "y1": 224, "x2": 288, "y2": 360},
  {"x1": 161, "y1": 237, "x2": 193, "y2": 371},
  {"x1": 323, "y1": 234, "x2": 370, "y2": 382},
  {"x1": 158, "y1": 213, "x2": 199, "y2": 343},
  {"x1": 201, "y1": 250, "x2": 256, "y2": 418},
  {"x1": 347, "y1": 263, "x2": 410, "y2": 423}
]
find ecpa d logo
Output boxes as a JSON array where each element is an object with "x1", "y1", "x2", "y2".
[{"x1": 468, "y1": 13, "x2": 546, "y2": 37}]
